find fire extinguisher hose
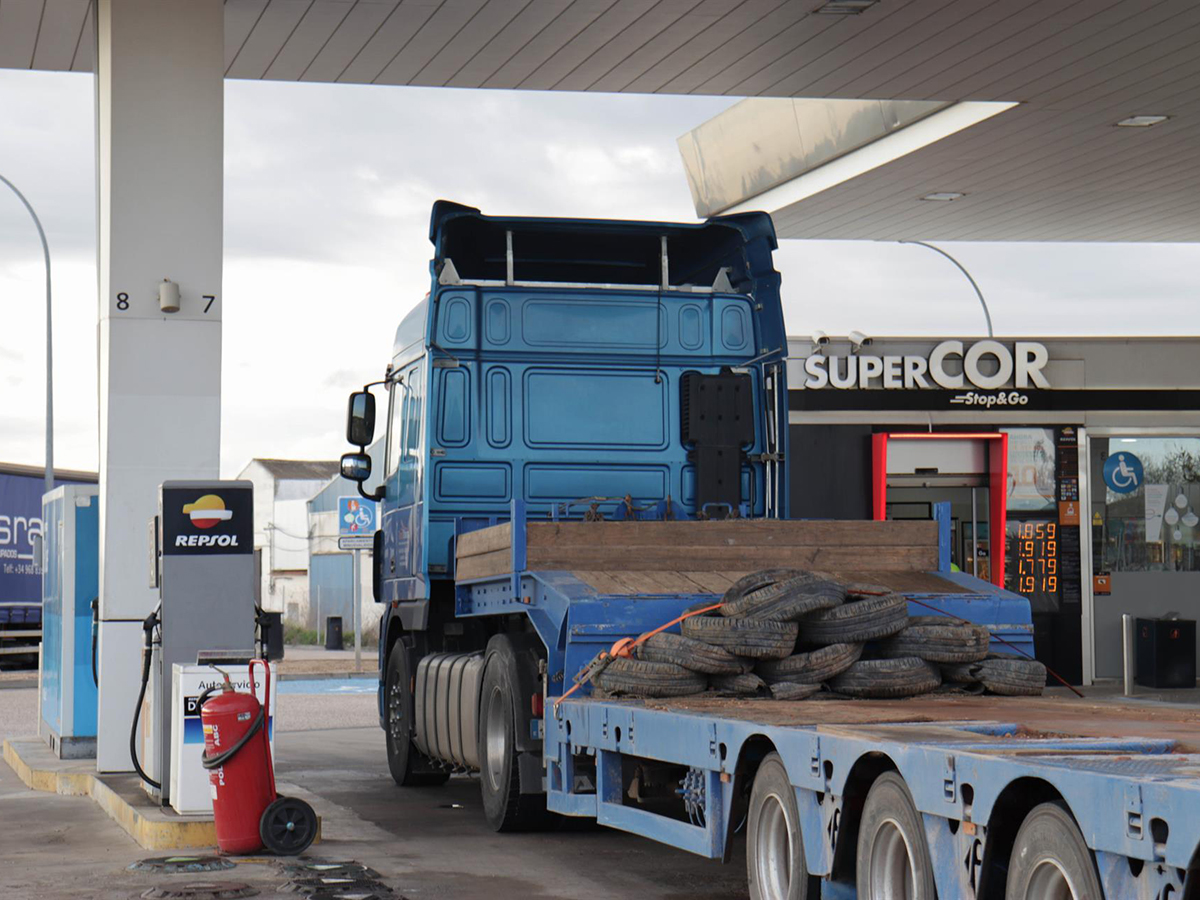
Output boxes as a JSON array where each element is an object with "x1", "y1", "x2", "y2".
[{"x1": 200, "y1": 703, "x2": 265, "y2": 771}]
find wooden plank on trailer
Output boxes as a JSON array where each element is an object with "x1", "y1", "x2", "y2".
[
  {"x1": 678, "y1": 571, "x2": 739, "y2": 594},
  {"x1": 455, "y1": 548, "x2": 512, "y2": 581},
  {"x1": 573, "y1": 571, "x2": 629, "y2": 596},
  {"x1": 527, "y1": 546, "x2": 938, "y2": 572},
  {"x1": 456, "y1": 522, "x2": 512, "y2": 560},
  {"x1": 525, "y1": 520, "x2": 937, "y2": 549}
]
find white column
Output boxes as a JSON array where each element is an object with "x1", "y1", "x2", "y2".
[{"x1": 94, "y1": 0, "x2": 224, "y2": 772}]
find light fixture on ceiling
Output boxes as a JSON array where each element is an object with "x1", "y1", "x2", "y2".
[
  {"x1": 814, "y1": 0, "x2": 879, "y2": 14},
  {"x1": 1115, "y1": 115, "x2": 1170, "y2": 128},
  {"x1": 920, "y1": 191, "x2": 965, "y2": 202}
]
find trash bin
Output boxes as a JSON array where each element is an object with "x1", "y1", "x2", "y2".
[
  {"x1": 259, "y1": 611, "x2": 284, "y2": 661},
  {"x1": 1136, "y1": 617, "x2": 1196, "y2": 688},
  {"x1": 325, "y1": 616, "x2": 343, "y2": 651}
]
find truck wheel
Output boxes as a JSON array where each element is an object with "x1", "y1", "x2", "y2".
[
  {"x1": 384, "y1": 643, "x2": 449, "y2": 787},
  {"x1": 479, "y1": 637, "x2": 551, "y2": 832},
  {"x1": 856, "y1": 772, "x2": 936, "y2": 900},
  {"x1": 1006, "y1": 802, "x2": 1103, "y2": 900},
  {"x1": 747, "y1": 752, "x2": 811, "y2": 900}
]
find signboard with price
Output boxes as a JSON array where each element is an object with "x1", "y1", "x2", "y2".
[{"x1": 1007, "y1": 520, "x2": 1060, "y2": 612}]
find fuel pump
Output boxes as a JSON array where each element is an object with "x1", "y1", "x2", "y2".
[{"x1": 132, "y1": 481, "x2": 257, "y2": 804}]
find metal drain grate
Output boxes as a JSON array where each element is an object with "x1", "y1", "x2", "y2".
[
  {"x1": 129, "y1": 857, "x2": 236, "y2": 875},
  {"x1": 137, "y1": 882, "x2": 258, "y2": 899},
  {"x1": 277, "y1": 861, "x2": 382, "y2": 881},
  {"x1": 281, "y1": 877, "x2": 394, "y2": 895}
]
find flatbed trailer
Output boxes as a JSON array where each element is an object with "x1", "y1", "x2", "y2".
[{"x1": 451, "y1": 510, "x2": 1200, "y2": 900}]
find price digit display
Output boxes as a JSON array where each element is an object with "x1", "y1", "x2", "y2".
[{"x1": 1007, "y1": 520, "x2": 1061, "y2": 611}]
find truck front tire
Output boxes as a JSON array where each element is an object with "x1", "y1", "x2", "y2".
[
  {"x1": 479, "y1": 635, "x2": 551, "y2": 832},
  {"x1": 385, "y1": 642, "x2": 449, "y2": 787}
]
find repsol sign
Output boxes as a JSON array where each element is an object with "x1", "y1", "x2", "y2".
[{"x1": 799, "y1": 341, "x2": 1050, "y2": 391}]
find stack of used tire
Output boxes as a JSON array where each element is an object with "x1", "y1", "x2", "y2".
[{"x1": 592, "y1": 568, "x2": 1046, "y2": 701}]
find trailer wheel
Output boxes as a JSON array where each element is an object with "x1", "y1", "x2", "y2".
[
  {"x1": 479, "y1": 637, "x2": 551, "y2": 832},
  {"x1": 856, "y1": 772, "x2": 936, "y2": 900},
  {"x1": 1006, "y1": 802, "x2": 1102, "y2": 900},
  {"x1": 747, "y1": 753, "x2": 811, "y2": 900},
  {"x1": 384, "y1": 643, "x2": 449, "y2": 787}
]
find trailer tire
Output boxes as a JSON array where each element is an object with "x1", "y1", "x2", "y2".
[
  {"x1": 721, "y1": 573, "x2": 844, "y2": 622},
  {"x1": 681, "y1": 609, "x2": 799, "y2": 659},
  {"x1": 828, "y1": 657, "x2": 941, "y2": 698},
  {"x1": 756, "y1": 643, "x2": 864, "y2": 685},
  {"x1": 384, "y1": 643, "x2": 449, "y2": 787},
  {"x1": 941, "y1": 654, "x2": 1047, "y2": 695},
  {"x1": 1005, "y1": 802, "x2": 1103, "y2": 900},
  {"x1": 710, "y1": 671, "x2": 768, "y2": 696},
  {"x1": 593, "y1": 657, "x2": 708, "y2": 698},
  {"x1": 879, "y1": 616, "x2": 991, "y2": 664},
  {"x1": 479, "y1": 637, "x2": 552, "y2": 832},
  {"x1": 856, "y1": 772, "x2": 936, "y2": 900},
  {"x1": 635, "y1": 631, "x2": 748, "y2": 674},
  {"x1": 799, "y1": 594, "x2": 908, "y2": 644},
  {"x1": 747, "y1": 752, "x2": 813, "y2": 900}
]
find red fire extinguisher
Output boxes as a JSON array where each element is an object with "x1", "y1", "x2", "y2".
[{"x1": 199, "y1": 658, "x2": 316, "y2": 854}]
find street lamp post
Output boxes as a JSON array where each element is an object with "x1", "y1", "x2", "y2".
[
  {"x1": 900, "y1": 239, "x2": 994, "y2": 338},
  {"x1": 0, "y1": 175, "x2": 53, "y2": 495}
]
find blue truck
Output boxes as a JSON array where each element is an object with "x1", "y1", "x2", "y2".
[{"x1": 339, "y1": 201, "x2": 1200, "y2": 900}]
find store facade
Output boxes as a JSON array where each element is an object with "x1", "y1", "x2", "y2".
[{"x1": 786, "y1": 336, "x2": 1200, "y2": 686}]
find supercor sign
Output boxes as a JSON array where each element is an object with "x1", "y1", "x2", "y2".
[{"x1": 796, "y1": 340, "x2": 1051, "y2": 392}]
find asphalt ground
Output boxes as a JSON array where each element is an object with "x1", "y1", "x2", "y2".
[{"x1": 0, "y1": 682, "x2": 749, "y2": 900}]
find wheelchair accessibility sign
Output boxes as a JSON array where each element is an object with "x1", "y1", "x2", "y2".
[
  {"x1": 338, "y1": 496, "x2": 376, "y2": 534},
  {"x1": 1103, "y1": 452, "x2": 1143, "y2": 494}
]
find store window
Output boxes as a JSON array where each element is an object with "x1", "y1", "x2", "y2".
[
  {"x1": 1003, "y1": 427, "x2": 1056, "y2": 512},
  {"x1": 1093, "y1": 437, "x2": 1200, "y2": 573}
]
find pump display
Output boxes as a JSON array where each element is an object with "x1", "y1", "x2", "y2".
[{"x1": 131, "y1": 480, "x2": 257, "y2": 804}]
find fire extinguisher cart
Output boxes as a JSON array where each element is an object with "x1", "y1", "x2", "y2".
[{"x1": 200, "y1": 658, "x2": 317, "y2": 855}]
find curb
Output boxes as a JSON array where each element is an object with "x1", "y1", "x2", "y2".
[
  {"x1": 276, "y1": 670, "x2": 377, "y2": 682},
  {"x1": 2, "y1": 738, "x2": 319, "y2": 851}
]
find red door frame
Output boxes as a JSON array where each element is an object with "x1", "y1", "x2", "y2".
[{"x1": 871, "y1": 432, "x2": 1009, "y2": 587}]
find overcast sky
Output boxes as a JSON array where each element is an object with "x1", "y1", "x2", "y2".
[{"x1": 2, "y1": 69, "x2": 1199, "y2": 476}]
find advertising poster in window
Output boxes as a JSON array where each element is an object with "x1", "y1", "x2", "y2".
[{"x1": 1005, "y1": 428, "x2": 1056, "y2": 511}]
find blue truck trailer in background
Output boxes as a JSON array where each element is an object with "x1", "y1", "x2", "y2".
[
  {"x1": 339, "y1": 202, "x2": 1200, "y2": 899},
  {"x1": 0, "y1": 463, "x2": 97, "y2": 664}
]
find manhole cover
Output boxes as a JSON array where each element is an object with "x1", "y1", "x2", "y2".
[
  {"x1": 300, "y1": 893, "x2": 396, "y2": 900},
  {"x1": 138, "y1": 882, "x2": 258, "y2": 899},
  {"x1": 129, "y1": 857, "x2": 236, "y2": 875},
  {"x1": 277, "y1": 862, "x2": 381, "y2": 880},
  {"x1": 281, "y1": 877, "x2": 393, "y2": 895}
]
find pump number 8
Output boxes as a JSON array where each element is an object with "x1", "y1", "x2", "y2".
[{"x1": 116, "y1": 292, "x2": 129, "y2": 310}]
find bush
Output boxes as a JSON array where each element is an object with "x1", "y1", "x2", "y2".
[{"x1": 284, "y1": 624, "x2": 321, "y2": 646}]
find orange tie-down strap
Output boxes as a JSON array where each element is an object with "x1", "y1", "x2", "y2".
[{"x1": 552, "y1": 602, "x2": 722, "y2": 709}]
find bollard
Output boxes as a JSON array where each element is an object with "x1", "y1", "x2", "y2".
[{"x1": 1122, "y1": 614, "x2": 1135, "y2": 696}]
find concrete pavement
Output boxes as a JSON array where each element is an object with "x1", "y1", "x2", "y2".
[{"x1": 1, "y1": 683, "x2": 749, "y2": 900}]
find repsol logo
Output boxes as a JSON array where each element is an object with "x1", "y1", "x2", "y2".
[
  {"x1": 175, "y1": 534, "x2": 239, "y2": 548},
  {"x1": 800, "y1": 340, "x2": 1050, "y2": 391}
]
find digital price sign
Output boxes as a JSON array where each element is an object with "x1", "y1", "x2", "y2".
[{"x1": 1007, "y1": 520, "x2": 1059, "y2": 612}]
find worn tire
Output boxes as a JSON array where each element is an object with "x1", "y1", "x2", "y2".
[
  {"x1": 1006, "y1": 802, "x2": 1103, "y2": 900},
  {"x1": 634, "y1": 631, "x2": 747, "y2": 675},
  {"x1": 828, "y1": 657, "x2": 941, "y2": 698},
  {"x1": 856, "y1": 773, "x2": 936, "y2": 900},
  {"x1": 942, "y1": 654, "x2": 1047, "y2": 695},
  {"x1": 879, "y1": 616, "x2": 991, "y2": 663},
  {"x1": 799, "y1": 594, "x2": 908, "y2": 644},
  {"x1": 756, "y1": 643, "x2": 864, "y2": 685},
  {"x1": 682, "y1": 610, "x2": 799, "y2": 659},
  {"x1": 770, "y1": 681, "x2": 822, "y2": 701},
  {"x1": 721, "y1": 568, "x2": 808, "y2": 605},
  {"x1": 593, "y1": 656, "x2": 708, "y2": 698},
  {"x1": 721, "y1": 572, "x2": 844, "y2": 621},
  {"x1": 710, "y1": 672, "x2": 767, "y2": 696}
]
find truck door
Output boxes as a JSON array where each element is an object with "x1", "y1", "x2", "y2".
[{"x1": 383, "y1": 363, "x2": 423, "y2": 597}]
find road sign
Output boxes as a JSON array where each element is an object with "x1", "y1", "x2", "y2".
[
  {"x1": 338, "y1": 495, "x2": 376, "y2": 535},
  {"x1": 338, "y1": 535, "x2": 373, "y2": 550}
]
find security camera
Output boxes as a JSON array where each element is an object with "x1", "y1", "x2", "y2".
[
  {"x1": 811, "y1": 330, "x2": 829, "y2": 353},
  {"x1": 848, "y1": 330, "x2": 872, "y2": 353}
]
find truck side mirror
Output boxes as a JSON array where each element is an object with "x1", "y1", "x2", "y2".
[
  {"x1": 340, "y1": 452, "x2": 372, "y2": 483},
  {"x1": 346, "y1": 391, "x2": 376, "y2": 446}
]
